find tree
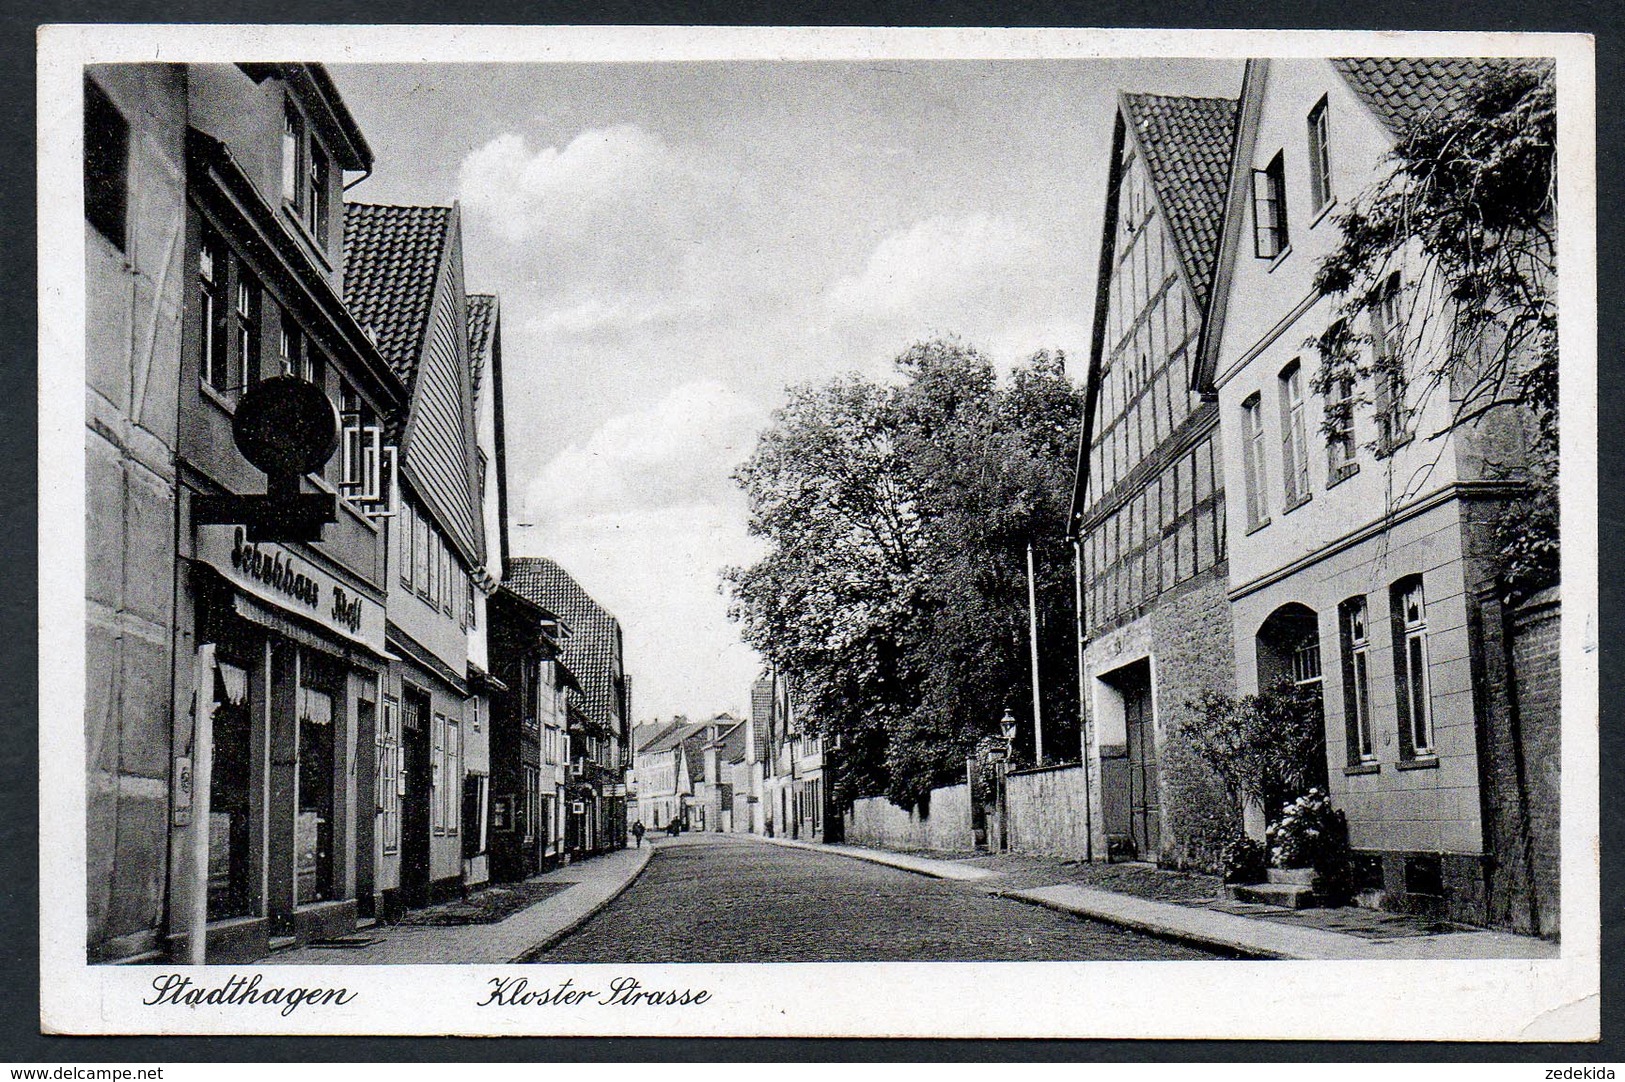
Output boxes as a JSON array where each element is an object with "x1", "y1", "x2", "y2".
[
  {"x1": 1309, "y1": 62, "x2": 1557, "y2": 597},
  {"x1": 724, "y1": 340, "x2": 1085, "y2": 809}
]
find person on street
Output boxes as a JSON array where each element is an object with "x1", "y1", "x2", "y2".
[
  {"x1": 631, "y1": 819, "x2": 646, "y2": 847},
  {"x1": 667, "y1": 818, "x2": 680, "y2": 837}
]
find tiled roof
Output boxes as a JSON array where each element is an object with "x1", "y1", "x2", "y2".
[
  {"x1": 466, "y1": 293, "x2": 496, "y2": 401},
  {"x1": 1331, "y1": 57, "x2": 1542, "y2": 136},
  {"x1": 1121, "y1": 93, "x2": 1240, "y2": 307},
  {"x1": 343, "y1": 203, "x2": 452, "y2": 384},
  {"x1": 639, "y1": 720, "x2": 703, "y2": 755},
  {"x1": 715, "y1": 720, "x2": 748, "y2": 763},
  {"x1": 506, "y1": 557, "x2": 625, "y2": 734}
]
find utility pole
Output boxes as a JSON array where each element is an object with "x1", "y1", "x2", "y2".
[{"x1": 1026, "y1": 541, "x2": 1044, "y2": 765}]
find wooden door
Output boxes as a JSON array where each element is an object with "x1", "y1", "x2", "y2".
[{"x1": 1124, "y1": 671, "x2": 1160, "y2": 859}]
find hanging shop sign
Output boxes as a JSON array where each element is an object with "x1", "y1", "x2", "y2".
[{"x1": 198, "y1": 524, "x2": 385, "y2": 655}]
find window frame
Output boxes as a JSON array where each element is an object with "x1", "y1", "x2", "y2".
[
  {"x1": 379, "y1": 696, "x2": 401, "y2": 853},
  {"x1": 1307, "y1": 95, "x2": 1334, "y2": 215},
  {"x1": 1339, "y1": 596, "x2": 1376, "y2": 765},
  {"x1": 281, "y1": 100, "x2": 304, "y2": 209},
  {"x1": 1279, "y1": 360, "x2": 1311, "y2": 508},
  {"x1": 1252, "y1": 151, "x2": 1290, "y2": 259},
  {"x1": 1391, "y1": 577, "x2": 1434, "y2": 759},
  {"x1": 1241, "y1": 393, "x2": 1270, "y2": 530},
  {"x1": 1371, "y1": 272, "x2": 1412, "y2": 455}
]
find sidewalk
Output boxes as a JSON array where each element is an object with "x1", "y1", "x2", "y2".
[
  {"x1": 273, "y1": 844, "x2": 653, "y2": 965},
  {"x1": 761, "y1": 837, "x2": 1558, "y2": 961}
]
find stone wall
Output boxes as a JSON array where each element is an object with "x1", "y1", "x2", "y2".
[
  {"x1": 1006, "y1": 764, "x2": 1094, "y2": 860},
  {"x1": 844, "y1": 783, "x2": 973, "y2": 853}
]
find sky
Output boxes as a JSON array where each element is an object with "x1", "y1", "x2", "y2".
[{"x1": 329, "y1": 58, "x2": 1241, "y2": 723}]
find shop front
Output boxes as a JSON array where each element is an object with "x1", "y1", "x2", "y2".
[{"x1": 182, "y1": 524, "x2": 387, "y2": 962}]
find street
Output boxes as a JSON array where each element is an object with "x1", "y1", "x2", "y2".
[{"x1": 530, "y1": 834, "x2": 1218, "y2": 962}]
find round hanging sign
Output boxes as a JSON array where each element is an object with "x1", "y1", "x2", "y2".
[{"x1": 231, "y1": 375, "x2": 341, "y2": 478}]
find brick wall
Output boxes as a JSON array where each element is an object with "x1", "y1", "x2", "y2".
[
  {"x1": 1510, "y1": 588, "x2": 1561, "y2": 937},
  {"x1": 844, "y1": 784, "x2": 973, "y2": 853}
]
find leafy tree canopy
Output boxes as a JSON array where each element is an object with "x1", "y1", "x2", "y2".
[
  {"x1": 1310, "y1": 62, "x2": 1557, "y2": 598},
  {"x1": 724, "y1": 340, "x2": 1084, "y2": 808}
]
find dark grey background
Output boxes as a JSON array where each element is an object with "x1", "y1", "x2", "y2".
[{"x1": 7, "y1": 0, "x2": 1617, "y2": 1062}]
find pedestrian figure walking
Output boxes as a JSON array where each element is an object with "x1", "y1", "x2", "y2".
[{"x1": 632, "y1": 819, "x2": 646, "y2": 847}]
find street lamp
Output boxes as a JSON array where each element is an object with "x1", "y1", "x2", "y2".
[{"x1": 997, "y1": 707, "x2": 1017, "y2": 852}]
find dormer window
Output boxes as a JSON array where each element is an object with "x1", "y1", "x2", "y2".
[
  {"x1": 307, "y1": 141, "x2": 330, "y2": 246},
  {"x1": 282, "y1": 96, "x2": 333, "y2": 252}
]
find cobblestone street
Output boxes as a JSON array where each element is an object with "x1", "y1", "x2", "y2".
[{"x1": 531, "y1": 834, "x2": 1218, "y2": 962}]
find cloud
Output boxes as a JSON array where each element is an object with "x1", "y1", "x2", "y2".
[
  {"x1": 522, "y1": 502, "x2": 764, "y2": 721},
  {"x1": 524, "y1": 379, "x2": 766, "y2": 527},
  {"x1": 822, "y1": 213, "x2": 1049, "y2": 324}
]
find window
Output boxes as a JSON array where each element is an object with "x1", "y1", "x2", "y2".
[
  {"x1": 1391, "y1": 578, "x2": 1433, "y2": 757},
  {"x1": 84, "y1": 76, "x2": 128, "y2": 250},
  {"x1": 399, "y1": 502, "x2": 415, "y2": 589},
  {"x1": 379, "y1": 696, "x2": 401, "y2": 853},
  {"x1": 281, "y1": 102, "x2": 303, "y2": 207},
  {"x1": 198, "y1": 230, "x2": 228, "y2": 392},
  {"x1": 1279, "y1": 360, "x2": 1310, "y2": 506},
  {"x1": 468, "y1": 578, "x2": 477, "y2": 630},
  {"x1": 1372, "y1": 272, "x2": 1410, "y2": 452},
  {"x1": 1339, "y1": 597, "x2": 1375, "y2": 764},
  {"x1": 306, "y1": 142, "x2": 330, "y2": 246},
  {"x1": 431, "y1": 713, "x2": 446, "y2": 834},
  {"x1": 414, "y1": 508, "x2": 430, "y2": 596},
  {"x1": 1252, "y1": 151, "x2": 1289, "y2": 259},
  {"x1": 1241, "y1": 394, "x2": 1269, "y2": 528},
  {"x1": 279, "y1": 313, "x2": 302, "y2": 378},
  {"x1": 445, "y1": 719, "x2": 460, "y2": 835},
  {"x1": 1307, "y1": 96, "x2": 1333, "y2": 214},
  {"x1": 234, "y1": 275, "x2": 260, "y2": 388}
]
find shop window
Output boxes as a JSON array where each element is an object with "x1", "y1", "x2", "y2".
[
  {"x1": 207, "y1": 658, "x2": 254, "y2": 920},
  {"x1": 1339, "y1": 596, "x2": 1375, "y2": 764},
  {"x1": 1307, "y1": 95, "x2": 1333, "y2": 215},
  {"x1": 295, "y1": 679, "x2": 336, "y2": 905},
  {"x1": 1252, "y1": 151, "x2": 1289, "y2": 259},
  {"x1": 84, "y1": 76, "x2": 128, "y2": 251},
  {"x1": 1391, "y1": 577, "x2": 1433, "y2": 757}
]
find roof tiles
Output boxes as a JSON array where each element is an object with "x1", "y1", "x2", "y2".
[
  {"x1": 343, "y1": 203, "x2": 452, "y2": 384},
  {"x1": 506, "y1": 557, "x2": 625, "y2": 735},
  {"x1": 1331, "y1": 57, "x2": 1539, "y2": 136},
  {"x1": 1121, "y1": 92, "x2": 1240, "y2": 308},
  {"x1": 466, "y1": 293, "x2": 496, "y2": 400}
]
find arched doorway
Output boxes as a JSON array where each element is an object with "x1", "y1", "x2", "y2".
[{"x1": 1255, "y1": 603, "x2": 1329, "y2": 795}]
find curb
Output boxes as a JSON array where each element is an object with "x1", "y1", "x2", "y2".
[
  {"x1": 750, "y1": 831, "x2": 955, "y2": 877},
  {"x1": 508, "y1": 845, "x2": 656, "y2": 962},
  {"x1": 990, "y1": 888, "x2": 1286, "y2": 960}
]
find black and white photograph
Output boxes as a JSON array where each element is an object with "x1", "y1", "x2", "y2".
[{"x1": 41, "y1": 25, "x2": 1598, "y2": 1040}]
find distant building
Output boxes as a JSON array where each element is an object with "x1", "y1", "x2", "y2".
[
  {"x1": 506, "y1": 558, "x2": 632, "y2": 856},
  {"x1": 633, "y1": 720, "x2": 700, "y2": 830},
  {"x1": 757, "y1": 670, "x2": 837, "y2": 842}
]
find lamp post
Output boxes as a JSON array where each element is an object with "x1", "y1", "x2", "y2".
[{"x1": 998, "y1": 707, "x2": 1016, "y2": 851}]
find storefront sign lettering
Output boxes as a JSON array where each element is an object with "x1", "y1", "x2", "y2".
[
  {"x1": 231, "y1": 527, "x2": 320, "y2": 608},
  {"x1": 198, "y1": 525, "x2": 385, "y2": 654}
]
